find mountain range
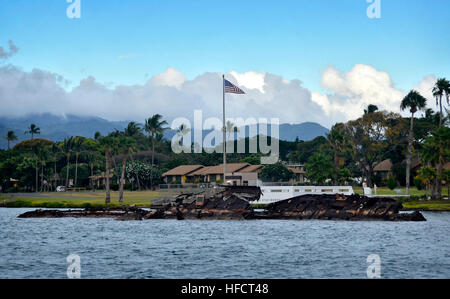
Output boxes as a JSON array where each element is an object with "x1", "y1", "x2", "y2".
[{"x1": 0, "y1": 114, "x2": 329, "y2": 149}]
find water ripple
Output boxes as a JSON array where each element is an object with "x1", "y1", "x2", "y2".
[{"x1": 0, "y1": 208, "x2": 449, "y2": 278}]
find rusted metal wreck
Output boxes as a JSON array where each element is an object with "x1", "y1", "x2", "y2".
[{"x1": 18, "y1": 186, "x2": 425, "y2": 221}]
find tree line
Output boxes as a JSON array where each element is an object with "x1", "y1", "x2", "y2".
[
  {"x1": 1, "y1": 78, "x2": 449, "y2": 201},
  {"x1": 289, "y1": 78, "x2": 449, "y2": 199}
]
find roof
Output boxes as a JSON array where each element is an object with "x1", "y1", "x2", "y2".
[
  {"x1": 202, "y1": 163, "x2": 250, "y2": 175},
  {"x1": 374, "y1": 159, "x2": 393, "y2": 172},
  {"x1": 162, "y1": 165, "x2": 204, "y2": 177},
  {"x1": 287, "y1": 167, "x2": 306, "y2": 174},
  {"x1": 239, "y1": 165, "x2": 264, "y2": 173},
  {"x1": 188, "y1": 166, "x2": 213, "y2": 176}
]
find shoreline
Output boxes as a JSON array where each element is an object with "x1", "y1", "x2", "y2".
[
  {"x1": 2, "y1": 189, "x2": 449, "y2": 212},
  {"x1": 2, "y1": 200, "x2": 449, "y2": 212},
  {"x1": 16, "y1": 206, "x2": 427, "y2": 221},
  {"x1": 12, "y1": 190, "x2": 428, "y2": 222}
]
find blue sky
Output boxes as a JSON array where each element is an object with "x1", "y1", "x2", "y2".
[
  {"x1": 0, "y1": 0, "x2": 449, "y2": 126},
  {"x1": 1, "y1": 0, "x2": 448, "y2": 91}
]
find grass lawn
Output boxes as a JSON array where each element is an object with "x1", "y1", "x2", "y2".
[
  {"x1": 0, "y1": 190, "x2": 175, "y2": 208},
  {"x1": 352, "y1": 186, "x2": 444, "y2": 197},
  {"x1": 402, "y1": 200, "x2": 450, "y2": 211},
  {"x1": 1, "y1": 187, "x2": 449, "y2": 211}
]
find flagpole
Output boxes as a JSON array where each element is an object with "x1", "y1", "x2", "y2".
[{"x1": 222, "y1": 74, "x2": 227, "y2": 185}]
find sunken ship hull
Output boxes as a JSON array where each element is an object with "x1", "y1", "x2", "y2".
[{"x1": 18, "y1": 186, "x2": 425, "y2": 221}]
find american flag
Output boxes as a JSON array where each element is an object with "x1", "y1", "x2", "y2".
[{"x1": 224, "y1": 79, "x2": 245, "y2": 94}]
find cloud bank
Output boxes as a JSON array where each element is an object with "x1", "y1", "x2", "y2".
[
  {"x1": 312, "y1": 64, "x2": 405, "y2": 122},
  {"x1": 0, "y1": 63, "x2": 437, "y2": 128}
]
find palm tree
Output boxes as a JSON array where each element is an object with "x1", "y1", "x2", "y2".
[
  {"x1": 123, "y1": 122, "x2": 144, "y2": 175},
  {"x1": 85, "y1": 150, "x2": 102, "y2": 191},
  {"x1": 117, "y1": 137, "x2": 136, "y2": 202},
  {"x1": 5, "y1": 130, "x2": 18, "y2": 150},
  {"x1": 442, "y1": 169, "x2": 450, "y2": 200},
  {"x1": 29, "y1": 150, "x2": 39, "y2": 192},
  {"x1": 123, "y1": 123, "x2": 142, "y2": 190},
  {"x1": 225, "y1": 121, "x2": 237, "y2": 138},
  {"x1": 60, "y1": 137, "x2": 74, "y2": 188},
  {"x1": 177, "y1": 123, "x2": 189, "y2": 135},
  {"x1": 175, "y1": 123, "x2": 190, "y2": 152},
  {"x1": 49, "y1": 144, "x2": 62, "y2": 190},
  {"x1": 420, "y1": 127, "x2": 450, "y2": 200},
  {"x1": 99, "y1": 136, "x2": 117, "y2": 204},
  {"x1": 424, "y1": 108, "x2": 441, "y2": 127},
  {"x1": 432, "y1": 78, "x2": 450, "y2": 127},
  {"x1": 416, "y1": 166, "x2": 437, "y2": 200},
  {"x1": 30, "y1": 144, "x2": 47, "y2": 192},
  {"x1": 25, "y1": 124, "x2": 40, "y2": 140},
  {"x1": 225, "y1": 121, "x2": 239, "y2": 149},
  {"x1": 72, "y1": 137, "x2": 84, "y2": 188},
  {"x1": 364, "y1": 104, "x2": 378, "y2": 114},
  {"x1": 327, "y1": 123, "x2": 348, "y2": 185},
  {"x1": 37, "y1": 147, "x2": 49, "y2": 192},
  {"x1": 124, "y1": 122, "x2": 142, "y2": 137},
  {"x1": 144, "y1": 114, "x2": 168, "y2": 189},
  {"x1": 432, "y1": 78, "x2": 450, "y2": 199},
  {"x1": 400, "y1": 90, "x2": 427, "y2": 195},
  {"x1": 94, "y1": 131, "x2": 102, "y2": 141}
]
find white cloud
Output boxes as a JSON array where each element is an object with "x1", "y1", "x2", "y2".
[
  {"x1": 312, "y1": 64, "x2": 405, "y2": 122},
  {"x1": 0, "y1": 65, "x2": 67, "y2": 116},
  {"x1": 0, "y1": 64, "x2": 439, "y2": 128},
  {"x1": 230, "y1": 71, "x2": 266, "y2": 93},
  {"x1": 0, "y1": 65, "x2": 327, "y2": 126},
  {"x1": 413, "y1": 74, "x2": 436, "y2": 103},
  {"x1": 150, "y1": 67, "x2": 186, "y2": 89}
]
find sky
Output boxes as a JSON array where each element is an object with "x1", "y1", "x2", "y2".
[{"x1": 0, "y1": 0, "x2": 449, "y2": 128}]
